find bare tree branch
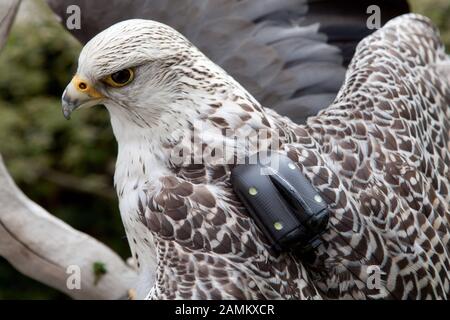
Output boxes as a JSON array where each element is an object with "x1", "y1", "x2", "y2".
[{"x1": 0, "y1": 154, "x2": 138, "y2": 299}]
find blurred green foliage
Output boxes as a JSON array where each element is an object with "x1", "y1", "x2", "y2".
[{"x1": 0, "y1": 0, "x2": 449, "y2": 299}]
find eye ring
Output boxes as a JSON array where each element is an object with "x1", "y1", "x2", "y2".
[
  {"x1": 78, "y1": 82, "x2": 87, "y2": 90},
  {"x1": 103, "y1": 68, "x2": 135, "y2": 88}
]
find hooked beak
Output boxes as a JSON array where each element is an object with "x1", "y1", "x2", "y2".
[{"x1": 61, "y1": 75, "x2": 104, "y2": 119}]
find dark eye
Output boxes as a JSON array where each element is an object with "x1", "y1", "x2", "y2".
[{"x1": 103, "y1": 68, "x2": 134, "y2": 87}]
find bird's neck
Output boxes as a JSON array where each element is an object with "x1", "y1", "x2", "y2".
[
  {"x1": 110, "y1": 77, "x2": 283, "y2": 218},
  {"x1": 109, "y1": 59, "x2": 282, "y2": 176}
]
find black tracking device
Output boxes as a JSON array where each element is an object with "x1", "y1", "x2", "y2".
[{"x1": 231, "y1": 152, "x2": 329, "y2": 253}]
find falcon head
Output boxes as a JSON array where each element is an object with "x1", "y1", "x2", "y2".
[{"x1": 61, "y1": 19, "x2": 203, "y2": 123}]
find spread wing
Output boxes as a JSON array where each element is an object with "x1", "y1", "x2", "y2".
[
  {"x1": 46, "y1": 0, "x2": 409, "y2": 123},
  {"x1": 293, "y1": 14, "x2": 450, "y2": 298}
]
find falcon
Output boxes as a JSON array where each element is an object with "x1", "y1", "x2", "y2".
[{"x1": 61, "y1": 14, "x2": 450, "y2": 299}]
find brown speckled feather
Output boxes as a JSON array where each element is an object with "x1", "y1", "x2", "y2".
[{"x1": 144, "y1": 15, "x2": 449, "y2": 299}]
